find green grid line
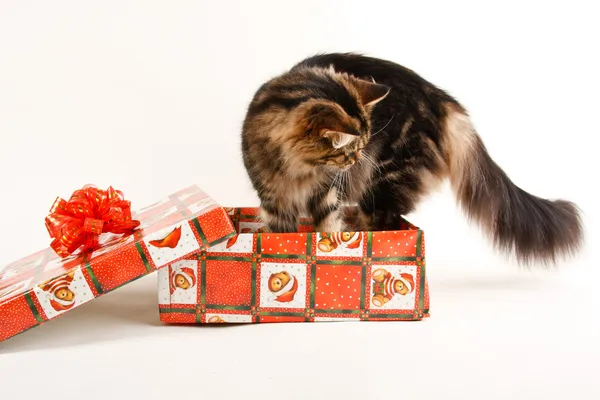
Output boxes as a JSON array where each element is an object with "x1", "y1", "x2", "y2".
[
  {"x1": 258, "y1": 311, "x2": 305, "y2": 317},
  {"x1": 208, "y1": 231, "x2": 237, "y2": 247},
  {"x1": 251, "y1": 258, "x2": 257, "y2": 307},
  {"x1": 239, "y1": 214, "x2": 259, "y2": 220},
  {"x1": 231, "y1": 208, "x2": 241, "y2": 226},
  {"x1": 85, "y1": 263, "x2": 104, "y2": 294},
  {"x1": 252, "y1": 234, "x2": 263, "y2": 309},
  {"x1": 135, "y1": 242, "x2": 153, "y2": 272},
  {"x1": 192, "y1": 218, "x2": 209, "y2": 245},
  {"x1": 310, "y1": 263, "x2": 317, "y2": 309},
  {"x1": 23, "y1": 292, "x2": 43, "y2": 323},
  {"x1": 256, "y1": 234, "x2": 262, "y2": 253},
  {"x1": 314, "y1": 309, "x2": 361, "y2": 315},
  {"x1": 371, "y1": 256, "x2": 418, "y2": 262},
  {"x1": 314, "y1": 259, "x2": 363, "y2": 266},
  {"x1": 361, "y1": 232, "x2": 373, "y2": 310},
  {"x1": 418, "y1": 263, "x2": 426, "y2": 310},
  {"x1": 368, "y1": 313, "x2": 416, "y2": 319},
  {"x1": 258, "y1": 254, "x2": 307, "y2": 260},
  {"x1": 159, "y1": 307, "x2": 196, "y2": 314},
  {"x1": 360, "y1": 264, "x2": 368, "y2": 310},
  {"x1": 307, "y1": 232, "x2": 314, "y2": 309},
  {"x1": 205, "y1": 305, "x2": 252, "y2": 311},
  {"x1": 416, "y1": 230, "x2": 423, "y2": 257},
  {"x1": 200, "y1": 258, "x2": 207, "y2": 306},
  {"x1": 205, "y1": 255, "x2": 254, "y2": 262}
]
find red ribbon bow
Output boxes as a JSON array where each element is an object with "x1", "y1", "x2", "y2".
[{"x1": 45, "y1": 185, "x2": 140, "y2": 257}]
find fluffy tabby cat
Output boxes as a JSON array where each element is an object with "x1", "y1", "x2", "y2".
[{"x1": 241, "y1": 53, "x2": 583, "y2": 265}]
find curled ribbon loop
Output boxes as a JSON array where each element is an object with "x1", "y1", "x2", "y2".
[{"x1": 45, "y1": 185, "x2": 140, "y2": 257}]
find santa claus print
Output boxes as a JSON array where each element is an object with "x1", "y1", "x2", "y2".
[
  {"x1": 145, "y1": 223, "x2": 201, "y2": 268},
  {"x1": 207, "y1": 315, "x2": 227, "y2": 323},
  {"x1": 149, "y1": 225, "x2": 182, "y2": 249},
  {"x1": 370, "y1": 268, "x2": 415, "y2": 308},
  {"x1": 226, "y1": 225, "x2": 268, "y2": 249},
  {"x1": 267, "y1": 271, "x2": 299, "y2": 303},
  {"x1": 259, "y1": 262, "x2": 308, "y2": 309},
  {"x1": 170, "y1": 264, "x2": 197, "y2": 295},
  {"x1": 317, "y1": 232, "x2": 361, "y2": 253},
  {"x1": 38, "y1": 271, "x2": 77, "y2": 312},
  {"x1": 204, "y1": 313, "x2": 253, "y2": 323}
]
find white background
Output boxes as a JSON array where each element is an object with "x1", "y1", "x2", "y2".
[{"x1": 1, "y1": 1, "x2": 599, "y2": 399}]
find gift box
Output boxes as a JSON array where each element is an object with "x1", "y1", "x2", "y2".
[
  {"x1": 0, "y1": 185, "x2": 236, "y2": 342},
  {"x1": 158, "y1": 207, "x2": 429, "y2": 324}
]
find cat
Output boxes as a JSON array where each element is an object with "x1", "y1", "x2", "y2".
[{"x1": 240, "y1": 52, "x2": 583, "y2": 266}]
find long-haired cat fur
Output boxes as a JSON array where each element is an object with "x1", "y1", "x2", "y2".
[{"x1": 241, "y1": 52, "x2": 583, "y2": 266}]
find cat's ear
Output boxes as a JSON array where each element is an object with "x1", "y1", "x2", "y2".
[{"x1": 354, "y1": 79, "x2": 390, "y2": 107}]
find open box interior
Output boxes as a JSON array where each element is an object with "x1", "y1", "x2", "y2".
[{"x1": 225, "y1": 206, "x2": 419, "y2": 235}]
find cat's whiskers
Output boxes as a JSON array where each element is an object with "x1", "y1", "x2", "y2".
[
  {"x1": 370, "y1": 113, "x2": 396, "y2": 137},
  {"x1": 361, "y1": 152, "x2": 380, "y2": 174},
  {"x1": 341, "y1": 169, "x2": 353, "y2": 199},
  {"x1": 329, "y1": 170, "x2": 341, "y2": 194}
]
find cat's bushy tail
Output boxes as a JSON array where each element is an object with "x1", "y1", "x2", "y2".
[{"x1": 444, "y1": 106, "x2": 583, "y2": 266}]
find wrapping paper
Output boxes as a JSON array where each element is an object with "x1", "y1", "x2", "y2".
[
  {"x1": 158, "y1": 207, "x2": 429, "y2": 323},
  {"x1": 0, "y1": 185, "x2": 235, "y2": 342}
]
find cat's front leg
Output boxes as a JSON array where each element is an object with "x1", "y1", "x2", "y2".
[
  {"x1": 259, "y1": 204, "x2": 298, "y2": 233},
  {"x1": 308, "y1": 188, "x2": 344, "y2": 232}
]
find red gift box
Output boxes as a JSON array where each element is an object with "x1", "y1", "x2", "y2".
[
  {"x1": 158, "y1": 207, "x2": 430, "y2": 324},
  {"x1": 0, "y1": 185, "x2": 235, "y2": 342}
]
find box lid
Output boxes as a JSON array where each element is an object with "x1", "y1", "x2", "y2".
[{"x1": 0, "y1": 185, "x2": 235, "y2": 342}]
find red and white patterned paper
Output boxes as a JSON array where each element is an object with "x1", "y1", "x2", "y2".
[{"x1": 0, "y1": 185, "x2": 235, "y2": 342}]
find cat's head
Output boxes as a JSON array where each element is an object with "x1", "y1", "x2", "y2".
[{"x1": 245, "y1": 67, "x2": 390, "y2": 171}]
